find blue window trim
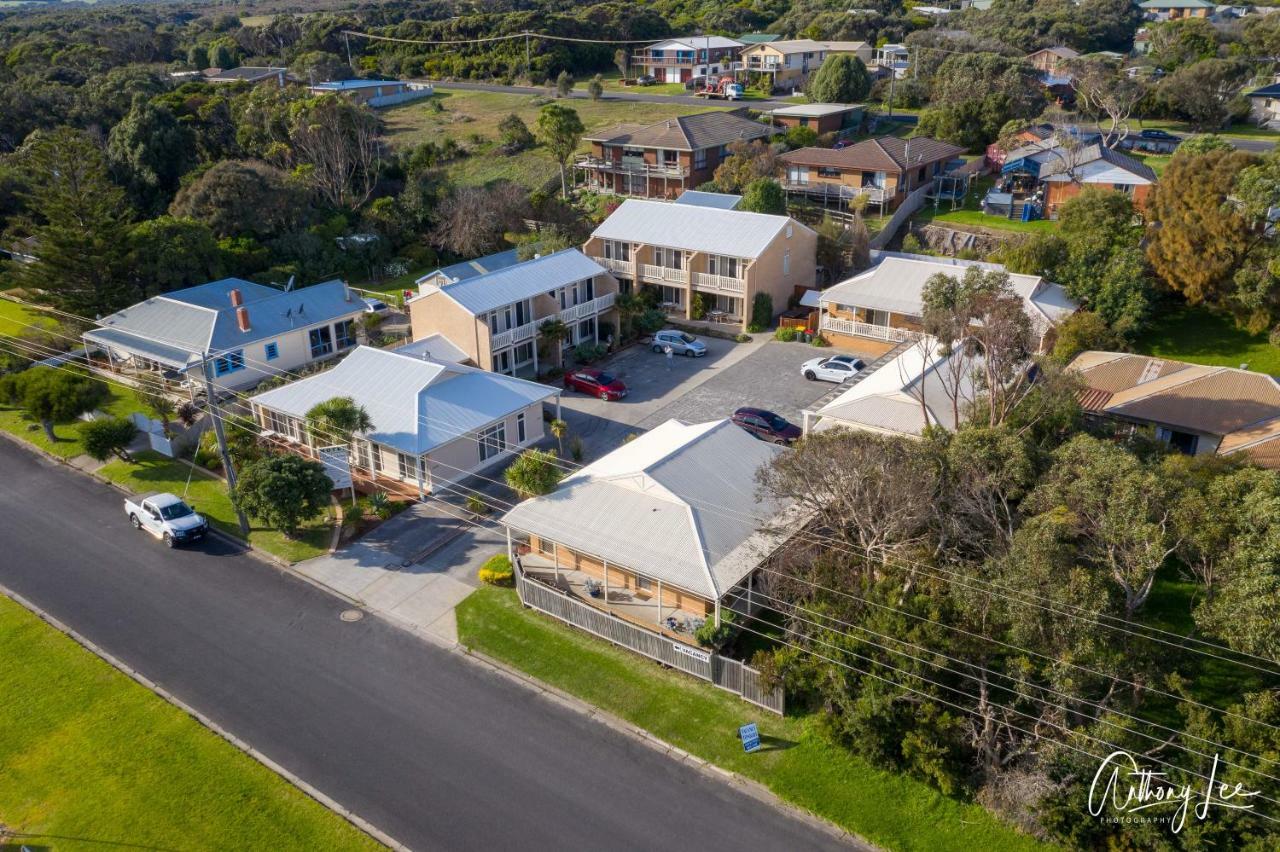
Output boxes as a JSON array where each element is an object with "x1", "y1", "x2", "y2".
[
  {"x1": 264, "y1": 342, "x2": 279, "y2": 361},
  {"x1": 214, "y1": 350, "x2": 245, "y2": 376}
]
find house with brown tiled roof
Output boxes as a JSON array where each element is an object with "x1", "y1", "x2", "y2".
[
  {"x1": 778, "y1": 136, "x2": 964, "y2": 212},
  {"x1": 574, "y1": 110, "x2": 776, "y2": 199},
  {"x1": 1069, "y1": 351, "x2": 1280, "y2": 467}
]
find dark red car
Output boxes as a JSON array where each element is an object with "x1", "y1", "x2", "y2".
[
  {"x1": 563, "y1": 368, "x2": 628, "y2": 401},
  {"x1": 732, "y1": 407, "x2": 802, "y2": 445}
]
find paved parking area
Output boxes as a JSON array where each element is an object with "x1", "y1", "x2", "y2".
[{"x1": 560, "y1": 335, "x2": 884, "y2": 460}]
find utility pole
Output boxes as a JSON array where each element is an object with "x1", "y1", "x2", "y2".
[
  {"x1": 201, "y1": 355, "x2": 250, "y2": 536},
  {"x1": 344, "y1": 32, "x2": 353, "y2": 71},
  {"x1": 525, "y1": 32, "x2": 531, "y2": 83},
  {"x1": 887, "y1": 62, "x2": 896, "y2": 122}
]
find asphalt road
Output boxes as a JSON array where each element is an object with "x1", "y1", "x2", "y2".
[{"x1": 0, "y1": 439, "x2": 853, "y2": 852}]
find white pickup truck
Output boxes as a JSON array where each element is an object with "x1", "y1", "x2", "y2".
[{"x1": 124, "y1": 492, "x2": 209, "y2": 548}]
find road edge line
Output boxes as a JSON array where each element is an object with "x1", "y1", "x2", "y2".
[{"x1": 0, "y1": 582, "x2": 411, "y2": 852}]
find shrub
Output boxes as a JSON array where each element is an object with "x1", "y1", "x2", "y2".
[
  {"x1": 78, "y1": 417, "x2": 137, "y2": 462},
  {"x1": 694, "y1": 610, "x2": 735, "y2": 649},
  {"x1": 478, "y1": 553, "x2": 514, "y2": 586},
  {"x1": 750, "y1": 292, "x2": 773, "y2": 329},
  {"x1": 368, "y1": 490, "x2": 392, "y2": 520},
  {"x1": 784, "y1": 125, "x2": 818, "y2": 149},
  {"x1": 746, "y1": 324, "x2": 763, "y2": 333},
  {"x1": 635, "y1": 308, "x2": 666, "y2": 335},
  {"x1": 466, "y1": 493, "x2": 490, "y2": 515},
  {"x1": 734, "y1": 333, "x2": 752, "y2": 343},
  {"x1": 569, "y1": 435, "x2": 584, "y2": 462},
  {"x1": 810, "y1": 334, "x2": 831, "y2": 347},
  {"x1": 774, "y1": 326, "x2": 798, "y2": 342},
  {"x1": 690, "y1": 292, "x2": 708, "y2": 321},
  {"x1": 573, "y1": 342, "x2": 608, "y2": 364}
]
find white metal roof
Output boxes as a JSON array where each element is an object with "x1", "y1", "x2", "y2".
[
  {"x1": 501, "y1": 419, "x2": 794, "y2": 598},
  {"x1": 591, "y1": 199, "x2": 808, "y2": 259},
  {"x1": 674, "y1": 190, "x2": 743, "y2": 209},
  {"x1": 434, "y1": 249, "x2": 605, "y2": 316},
  {"x1": 820, "y1": 252, "x2": 1076, "y2": 332},
  {"x1": 248, "y1": 346, "x2": 558, "y2": 456},
  {"x1": 646, "y1": 36, "x2": 743, "y2": 51},
  {"x1": 770, "y1": 103, "x2": 864, "y2": 118},
  {"x1": 815, "y1": 337, "x2": 983, "y2": 437},
  {"x1": 393, "y1": 333, "x2": 470, "y2": 364}
]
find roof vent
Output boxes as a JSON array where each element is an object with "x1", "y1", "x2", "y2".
[
  {"x1": 229, "y1": 288, "x2": 243, "y2": 307},
  {"x1": 236, "y1": 306, "x2": 251, "y2": 332}
]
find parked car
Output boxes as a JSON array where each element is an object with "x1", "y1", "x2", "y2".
[
  {"x1": 832, "y1": 139, "x2": 851, "y2": 150},
  {"x1": 563, "y1": 368, "x2": 628, "y2": 401},
  {"x1": 732, "y1": 407, "x2": 802, "y2": 445},
  {"x1": 800, "y1": 354, "x2": 866, "y2": 383},
  {"x1": 362, "y1": 297, "x2": 391, "y2": 315},
  {"x1": 124, "y1": 492, "x2": 208, "y2": 548},
  {"x1": 651, "y1": 329, "x2": 707, "y2": 357},
  {"x1": 636, "y1": 74, "x2": 657, "y2": 86},
  {"x1": 1139, "y1": 128, "x2": 1180, "y2": 141}
]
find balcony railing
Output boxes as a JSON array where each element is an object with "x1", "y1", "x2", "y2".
[
  {"x1": 559, "y1": 291, "x2": 616, "y2": 323},
  {"x1": 783, "y1": 181, "x2": 890, "y2": 203},
  {"x1": 820, "y1": 315, "x2": 919, "y2": 342},
  {"x1": 574, "y1": 155, "x2": 688, "y2": 179},
  {"x1": 591, "y1": 256, "x2": 635, "y2": 277},
  {"x1": 640, "y1": 264, "x2": 689, "y2": 284},
  {"x1": 692, "y1": 272, "x2": 746, "y2": 294},
  {"x1": 491, "y1": 321, "x2": 538, "y2": 350}
]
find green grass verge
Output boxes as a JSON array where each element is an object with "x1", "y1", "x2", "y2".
[
  {"x1": 0, "y1": 381, "x2": 150, "y2": 460},
  {"x1": 456, "y1": 586, "x2": 1048, "y2": 852},
  {"x1": 1134, "y1": 118, "x2": 1280, "y2": 142},
  {"x1": 98, "y1": 450, "x2": 332, "y2": 563},
  {"x1": 0, "y1": 594, "x2": 382, "y2": 850},
  {"x1": 0, "y1": 296, "x2": 57, "y2": 337},
  {"x1": 1133, "y1": 304, "x2": 1280, "y2": 375},
  {"x1": 912, "y1": 176, "x2": 1059, "y2": 235}
]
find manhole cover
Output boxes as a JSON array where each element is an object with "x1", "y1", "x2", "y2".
[{"x1": 339, "y1": 609, "x2": 364, "y2": 622}]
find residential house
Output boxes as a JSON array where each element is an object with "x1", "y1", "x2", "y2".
[
  {"x1": 1025, "y1": 46, "x2": 1080, "y2": 77},
  {"x1": 306, "y1": 79, "x2": 432, "y2": 108},
  {"x1": 672, "y1": 189, "x2": 742, "y2": 209},
  {"x1": 739, "y1": 40, "x2": 873, "y2": 91},
  {"x1": 83, "y1": 278, "x2": 365, "y2": 392},
  {"x1": 816, "y1": 252, "x2": 1077, "y2": 354},
  {"x1": 406, "y1": 249, "x2": 618, "y2": 378},
  {"x1": 768, "y1": 102, "x2": 865, "y2": 135},
  {"x1": 873, "y1": 44, "x2": 910, "y2": 79},
  {"x1": 575, "y1": 110, "x2": 775, "y2": 198},
  {"x1": 737, "y1": 33, "x2": 781, "y2": 45},
  {"x1": 631, "y1": 36, "x2": 744, "y2": 84},
  {"x1": 584, "y1": 199, "x2": 817, "y2": 331},
  {"x1": 989, "y1": 140, "x2": 1157, "y2": 219},
  {"x1": 248, "y1": 345, "x2": 559, "y2": 499},
  {"x1": 1248, "y1": 80, "x2": 1280, "y2": 126},
  {"x1": 202, "y1": 66, "x2": 288, "y2": 87},
  {"x1": 502, "y1": 418, "x2": 795, "y2": 643},
  {"x1": 1069, "y1": 351, "x2": 1280, "y2": 467},
  {"x1": 1139, "y1": 0, "x2": 1215, "y2": 19},
  {"x1": 802, "y1": 336, "x2": 985, "y2": 438},
  {"x1": 414, "y1": 248, "x2": 522, "y2": 291},
  {"x1": 778, "y1": 136, "x2": 965, "y2": 212}
]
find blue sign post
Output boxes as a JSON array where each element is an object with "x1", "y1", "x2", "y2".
[{"x1": 739, "y1": 722, "x2": 761, "y2": 753}]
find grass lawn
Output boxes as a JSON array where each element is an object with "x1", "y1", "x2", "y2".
[
  {"x1": 98, "y1": 450, "x2": 333, "y2": 563},
  {"x1": 0, "y1": 380, "x2": 150, "y2": 460},
  {"x1": 1133, "y1": 304, "x2": 1280, "y2": 375},
  {"x1": 382, "y1": 89, "x2": 732, "y2": 188},
  {"x1": 1126, "y1": 151, "x2": 1172, "y2": 178},
  {"x1": 0, "y1": 296, "x2": 58, "y2": 337},
  {"x1": 1134, "y1": 118, "x2": 1280, "y2": 142},
  {"x1": 457, "y1": 587, "x2": 1048, "y2": 852},
  {"x1": 912, "y1": 176, "x2": 1059, "y2": 235},
  {"x1": 0, "y1": 594, "x2": 381, "y2": 851}
]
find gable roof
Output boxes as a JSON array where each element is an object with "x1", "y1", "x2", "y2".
[
  {"x1": 779, "y1": 136, "x2": 965, "y2": 172},
  {"x1": 309, "y1": 79, "x2": 405, "y2": 91},
  {"x1": 415, "y1": 248, "x2": 522, "y2": 287},
  {"x1": 591, "y1": 199, "x2": 810, "y2": 258},
  {"x1": 1027, "y1": 46, "x2": 1080, "y2": 59},
  {"x1": 644, "y1": 36, "x2": 743, "y2": 51},
  {"x1": 769, "y1": 103, "x2": 864, "y2": 118},
  {"x1": 1139, "y1": 0, "x2": 1214, "y2": 7},
  {"x1": 500, "y1": 419, "x2": 795, "y2": 598},
  {"x1": 85, "y1": 278, "x2": 361, "y2": 365},
  {"x1": 203, "y1": 66, "x2": 286, "y2": 82},
  {"x1": 743, "y1": 39, "x2": 870, "y2": 55},
  {"x1": 673, "y1": 189, "x2": 742, "y2": 209},
  {"x1": 426, "y1": 249, "x2": 606, "y2": 316},
  {"x1": 1069, "y1": 353, "x2": 1280, "y2": 466},
  {"x1": 1249, "y1": 83, "x2": 1280, "y2": 98},
  {"x1": 819, "y1": 252, "x2": 1077, "y2": 332},
  {"x1": 815, "y1": 337, "x2": 984, "y2": 437},
  {"x1": 1036, "y1": 143, "x2": 1158, "y2": 183},
  {"x1": 582, "y1": 110, "x2": 773, "y2": 151},
  {"x1": 248, "y1": 346, "x2": 557, "y2": 456},
  {"x1": 737, "y1": 33, "x2": 781, "y2": 44}
]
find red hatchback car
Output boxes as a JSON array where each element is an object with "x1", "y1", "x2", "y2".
[{"x1": 563, "y1": 368, "x2": 628, "y2": 401}]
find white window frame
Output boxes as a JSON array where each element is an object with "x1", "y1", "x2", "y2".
[{"x1": 478, "y1": 422, "x2": 507, "y2": 461}]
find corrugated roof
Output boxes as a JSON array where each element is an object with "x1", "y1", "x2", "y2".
[
  {"x1": 500, "y1": 419, "x2": 793, "y2": 598},
  {"x1": 674, "y1": 190, "x2": 742, "y2": 209},
  {"x1": 1037, "y1": 143, "x2": 1158, "y2": 183},
  {"x1": 204, "y1": 66, "x2": 285, "y2": 82},
  {"x1": 591, "y1": 199, "x2": 807, "y2": 258},
  {"x1": 780, "y1": 136, "x2": 964, "y2": 173},
  {"x1": 770, "y1": 103, "x2": 863, "y2": 118},
  {"x1": 645, "y1": 36, "x2": 743, "y2": 51},
  {"x1": 248, "y1": 346, "x2": 557, "y2": 455},
  {"x1": 309, "y1": 79, "x2": 404, "y2": 91},
  {"x1": 582, "y1": 110, "x2": 772, "y2": 151},
  {"x1": 745, "y1": 39, "x2": 869, "y2": 55},
  {"x1": 393, "y1": 334, "x2": 470, "y2": 364},
  {"x1": 416, "y1": 248, "x2": 522, "y2": 286},
  {"x1": 819, "y1": 253, "x2": 1076, "y2": 332},
  {"x1": 433, "y1": 249, "x2": 605, "y2": 316}
]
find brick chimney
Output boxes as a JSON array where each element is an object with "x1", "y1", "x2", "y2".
[
  {"x1": 236, "y1": 306, "x2": 251, "y2": 332},
  {"x1": 229, "y1": 288, "x2": 243, "y2": 307}
]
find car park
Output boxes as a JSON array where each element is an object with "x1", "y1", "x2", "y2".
[
  {"x1": 563, "y1": 367, "x2": 628, "y2": 400},
  {"x1": 800, "y1": 354, "x2": 865, "y2": 383},
  {"x1": 651, "y1": 329, "x2": 707, "y2": 357},
  {"x1": 731, "y1": 407, "x2": 802, "y2": 444},
  {"x1": 124, "y1": 492, "x2": 208, "y2": 548}
]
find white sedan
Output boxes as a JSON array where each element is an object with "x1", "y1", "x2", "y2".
[{"x1": 800, "y1": 354, "x2": 866, "y2": 383}]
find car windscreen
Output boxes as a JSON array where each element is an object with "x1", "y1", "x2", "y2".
[
  {"x1": 596, "y1": 374, "x2": 615, "y2": 385},
  {"x1": 159, "y1": 502, "x2": 193, "y2": 520},
  {"x1": 767, "y1": 414, "x2": 789, "y2": 430},
  {"x1": 680, "y1": 333, "x2": 695, "y2": 343}
]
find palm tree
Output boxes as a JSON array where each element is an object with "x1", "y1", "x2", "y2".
[
  {"x1": 614, "y1": 292, "x2": 644, "y2": 340},
  {"x1": 305, "y1": 396, "x2": 373, "y2": 456},
  {"x1": 504, "y1": 449, "x2": 564, "y2": 499},
  {"x1": 538, "y1": 318, "x2": 569, "y2": 367},
  {"x1": 549, "y1": 418, "x2": 567, "y2": 454}
]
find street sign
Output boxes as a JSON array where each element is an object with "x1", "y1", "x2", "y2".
[
  {"x1": 739, "y1": 722, "x2": 761, "y2": 753},
  {"x1": 317, "y1": 445, "x2": 353, "y2": 491}
]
